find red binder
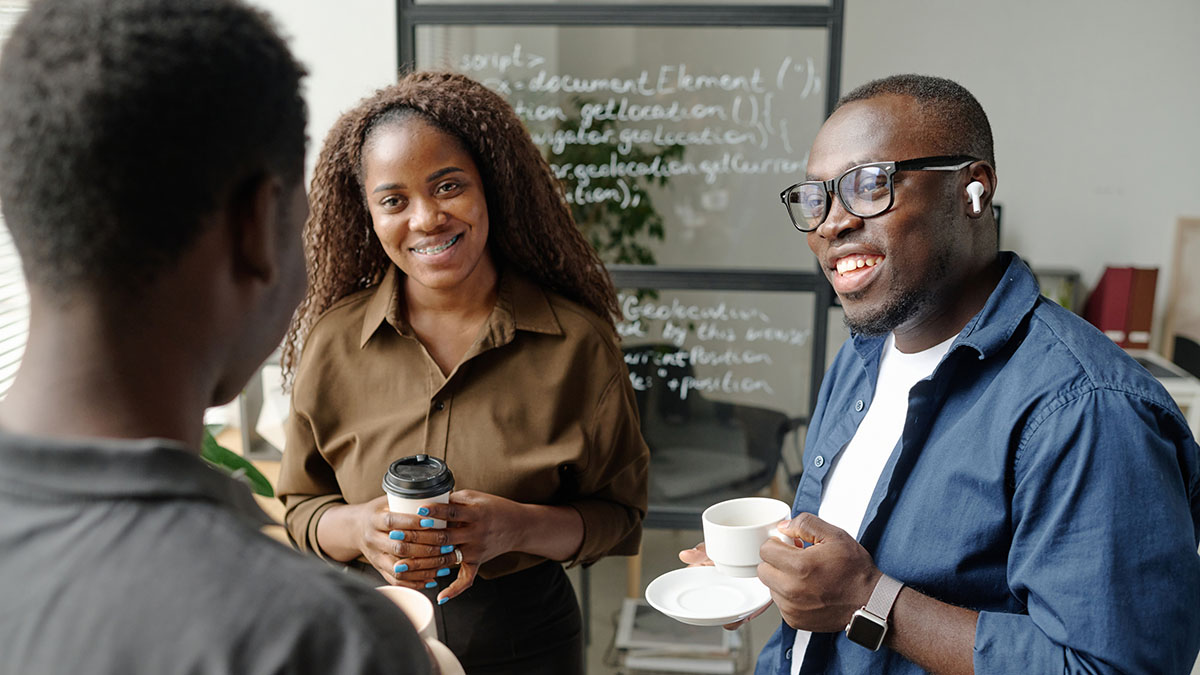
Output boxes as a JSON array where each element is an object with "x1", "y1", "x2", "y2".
[
  {"x1": 1084, "y1": 267, "x2": 1134, "y2": 345},
  {"x1": 1082, "y1": 266, "x2": 1157, "y2": 348}
]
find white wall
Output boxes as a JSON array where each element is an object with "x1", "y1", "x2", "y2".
[
  {"x1": 247, "y1": 0, "x2": 398, "y2": 179},
  {"x1": 841, "y1": 0, "x2": 1200, "y2": 342},
  {"x1": 253, "y1": 0, "x2": 1200, "y2": 346}
]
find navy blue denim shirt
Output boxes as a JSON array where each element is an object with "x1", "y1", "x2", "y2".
[{"x1": 757, "y1": 253, "x2": 1200, "y2": 674}]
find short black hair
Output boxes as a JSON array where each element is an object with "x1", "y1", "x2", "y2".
[
  {"x1": 0, "y1": 0, "x2": 307, "y2": 297},
  {"x1": 837, "y1": 74, "x2": 995, "y2": 170}
]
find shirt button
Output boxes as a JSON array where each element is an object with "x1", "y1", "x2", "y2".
[
  {"x1": 855, "y1": 399, "x2": 865, "y2": 412},
  {"x1": 433, "y1": 400, "x2": 445, "y2": 411},
  {"x1": 785, "y1": 648, "x2": 793, "y2": 660},
  {"x1": 814, "y1": 455, "x2": 825, "y2": 468}
]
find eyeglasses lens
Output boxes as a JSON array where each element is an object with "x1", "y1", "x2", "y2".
[
  {"x1": 840, "y1": 166, "x2": 891, "y2": 218},
  {"x1": 789, "y1": 184, "x2": 827, "y2": 230}
]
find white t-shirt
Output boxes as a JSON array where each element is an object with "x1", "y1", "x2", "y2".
[{"x1": 790, "y1": 332, "x2": 955, "y2": 673}]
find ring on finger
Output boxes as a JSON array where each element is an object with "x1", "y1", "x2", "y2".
[{"x1": 453, "y1": 548, "x2": 463, "y2": 565}]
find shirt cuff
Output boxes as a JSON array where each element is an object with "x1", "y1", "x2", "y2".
[
  {"x1": 284, "y1": 494, "x2": 347, "y2": 561},
  {"x1": 974, "y1": 610, "x2": 1056, "y2": 672},
  {"x1": 566, "y1": 498, "x2": 642, "y2": 568}
]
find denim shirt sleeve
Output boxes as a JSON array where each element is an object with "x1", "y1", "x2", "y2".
[{"x1": 975, "y1": 386, "x2": 1200, "y2": 674}]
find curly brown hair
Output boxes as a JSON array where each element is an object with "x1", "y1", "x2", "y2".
[{"x1": 281, "y1": 70, "x2": 620, "y2": 386}]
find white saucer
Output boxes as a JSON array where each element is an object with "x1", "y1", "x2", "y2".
[{"x1": 645, "y1": 566, "x2": 772, "y2": 626}]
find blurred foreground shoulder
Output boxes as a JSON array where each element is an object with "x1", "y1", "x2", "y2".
[{"x1": 250, "y1": 553, "x2": 433, "y2": 675}]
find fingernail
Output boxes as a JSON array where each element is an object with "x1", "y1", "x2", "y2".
[
  {"x1": 425, "y1": 581, "x2": 438, "y2": 589},
  {"x1": 436, "y1": 568, "x2": 450, "y2": 577},
  {"x1": 417, "y1": 507, "x2": 430, "y2": 516},
  {"x1": 438, "y1": 597, "x2": 448, "y2": 605},
  {"x1": 440, "y1": 544, "x2": 454, "y2": 554},
  {"x1": 389, "y1": 530, "x2": 405, "y2": 541},
  {"x1": 394, "y1": 563, "x2": 408, "y2": 573},
  {"x1": 420, "y1": 518, "x2": 435, "y2": 527}
]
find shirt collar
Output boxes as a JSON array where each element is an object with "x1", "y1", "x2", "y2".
[
  {"x1": 359, "y1": 264, "x2": 564, "y2": 349},
  {"x1": 0, "y1": 430, "x2": 273, "y2": 528},
  {"x1": 952, "y1": 252, "x2": 1040, "y2": 359},
  {"x1": 853, "y1": 252, "x2": 1039, "y2": 363},
  {"x1": 360, "y1": 264, "x2": 404, "y2": 347}
]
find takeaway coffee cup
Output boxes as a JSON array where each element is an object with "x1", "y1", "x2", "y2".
[
  {"x1": 383, "y1": 454, "x2": 454, "y2": 528},
  {"x1": 701, "y1": 497, "x2": 792, "y2": 577}
]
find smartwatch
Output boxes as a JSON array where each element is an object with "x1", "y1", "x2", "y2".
[{"x1": 845, "y1": 573, "x2": 904, "y2": 651}]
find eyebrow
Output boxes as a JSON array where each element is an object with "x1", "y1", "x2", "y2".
[
  {"x1": 370, "y1": 166, "x2": 466, "y2": 194},
  {"x1": 806, "y1": 158, "x2": 878, "y2": 181},
  {"x1": 426, "y1": 166, "x2": 465, "y2": 182}
]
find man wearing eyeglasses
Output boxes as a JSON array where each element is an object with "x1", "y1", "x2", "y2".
[{"x1": 683, "y1": 74, "x2": 1200, "y2": 674}]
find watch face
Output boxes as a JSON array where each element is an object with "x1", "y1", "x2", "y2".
[{"x1": 846, "y1": 610, "x2": 887, "y2": 651}]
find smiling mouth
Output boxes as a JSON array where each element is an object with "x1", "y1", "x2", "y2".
[
  {"x1": 835, "y1": 254, "x2": 883, "y2": 276},
  {"x1": 412, "y1": 234, "x2": 461, "y2": 255}
]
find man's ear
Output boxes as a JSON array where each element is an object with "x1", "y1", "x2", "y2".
[
  {"x1": 964, "y1": 162, "x2": 997, "y2": 220},
  {"x1": 227, "y1": 173, "x2": 281, "y2": 284}
]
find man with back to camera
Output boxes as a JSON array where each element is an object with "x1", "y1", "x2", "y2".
[
  {"x1": 682, "y1": 74, "x2": 1200, "y2": 673},
  {"x1": 0, "y1": 0, "x2": 432, "y2": 672}
]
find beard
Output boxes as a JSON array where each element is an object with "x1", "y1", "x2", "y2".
[
  {"x1": 843, "y1": 287, "x2": 929, "y2": 336},
  {"x1": 840, "y1": 249, "x2": 951, "y2": 337}
]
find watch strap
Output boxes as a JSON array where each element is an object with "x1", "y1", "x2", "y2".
[{"x1": 863, "y1": 572, "x2": 904, "y2": 621}]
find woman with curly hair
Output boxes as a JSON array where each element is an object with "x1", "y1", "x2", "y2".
[{"x1": 275, "y1": 71, "x2": 649, "y2": 674}]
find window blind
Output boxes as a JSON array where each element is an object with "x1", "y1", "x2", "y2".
[
  {"x1": 0, "y1": 221, "x2": 28, "y2": 398},
  {"x1": 0, "y1": 1, "x2": 30, "y2": 398}
]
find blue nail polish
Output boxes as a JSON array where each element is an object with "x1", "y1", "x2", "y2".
[
  {"x1": 389, "y1": 530, "x2": 405, "y2": 541},
  {"x1": 438, "y1": 597, "x2": 448, "y2": 605},
  {"x1": 440, "y1": 544, "x2": 454, "y2": 554},
  {"x1": 394, "y1": 563, "x2": 408, "y2": 573},
  {"x1": 425, "y1": 581, "x2": 438, "y2": 589},
  {"x1": 417, "y1": 507, "x2": 430, "y2": 516},
  {"x1": 420, "y1": 518, "x2": 435, "y2": 527},
  {"x1": 436, "y1": 568, "x2": 450, "y2": 577}
]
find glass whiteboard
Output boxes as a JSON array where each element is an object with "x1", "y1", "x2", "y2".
[{"x1": 416, "y1": 24, "x2": 828, "y2": 271}]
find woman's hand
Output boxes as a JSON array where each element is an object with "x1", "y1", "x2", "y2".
[
  {"x1": 407, "y1": 490, "x2": 583, "y2": 605},
  {"x1": 410, "y1": 490, "x2": 527, "y2": 604},
  {"x1": 317, "y1": 496, "x2": 460, "y2": 590}
]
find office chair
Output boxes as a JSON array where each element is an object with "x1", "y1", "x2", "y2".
[
  {"x1": 1173, "y1": 335, "x2": 1200, "y2": 379},
  {"x1": 624, "y1": 344, "x2": 804, "y2": 523}
]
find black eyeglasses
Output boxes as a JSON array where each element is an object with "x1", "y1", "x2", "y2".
[{"x1": 779, "y1": 155, "x2": 979, "y2": 232}]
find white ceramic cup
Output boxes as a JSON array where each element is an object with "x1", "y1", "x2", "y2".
[
  {"x1": 375, "y1": 585, "x2": 436, "y2": 641},
  {"x1": 701, "y1": 497, "x2": 792, "y2": 577}
]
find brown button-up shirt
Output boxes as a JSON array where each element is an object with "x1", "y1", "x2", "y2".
[{"x1": 278, "y1": 266, "x2": 649, "y2": 578}]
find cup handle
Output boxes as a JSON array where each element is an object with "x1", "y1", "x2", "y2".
[{"x1": 770, "y1": 527, "x2": 793, "y2": 545}]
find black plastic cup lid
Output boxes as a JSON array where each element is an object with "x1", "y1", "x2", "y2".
[{"x1": 382, "y1": 454, "x2": 454, "y2": 498}]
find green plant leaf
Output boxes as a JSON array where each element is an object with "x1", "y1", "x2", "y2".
[{"x1": 201, "y1": 427, "x2": 274, "y2": 498}]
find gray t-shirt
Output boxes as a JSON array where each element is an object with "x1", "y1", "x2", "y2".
[{"x1": 0, "y1": 431, "x2": 431, "y2": 675}]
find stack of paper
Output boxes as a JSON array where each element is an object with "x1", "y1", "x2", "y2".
[{"x1": 615, "y1": 599, "x2": 743, "y2": 674}]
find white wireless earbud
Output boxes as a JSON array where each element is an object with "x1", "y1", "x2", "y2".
[{"x1": 966, "y1": 181, "x2": 985, "y2": 214}]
